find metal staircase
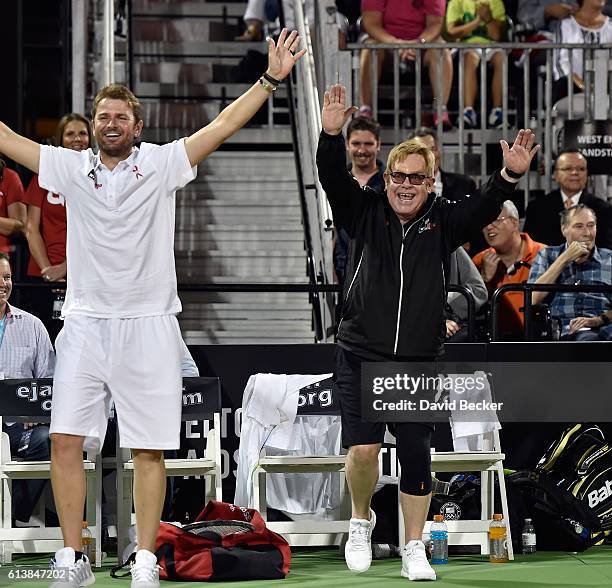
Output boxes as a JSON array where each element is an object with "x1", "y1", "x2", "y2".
[{"x1": 128, "y1": 0, "x2": 316, "y2": 344}]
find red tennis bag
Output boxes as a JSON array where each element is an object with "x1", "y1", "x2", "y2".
[{"x1": 154, "y1": 500, "x2": 291, "y2": 581}]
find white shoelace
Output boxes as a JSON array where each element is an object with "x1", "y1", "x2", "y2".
[
  {"x1": 131, "y1": 560, "x2": 161, "y2": 583},
  {"x1": 51, "y1": 556, "x2": 91, "y2": 587},
  {"x1": 405, "y1": 544, "x2": 428, "y2": 564},
  {"x1": 348, "y1": 522, "x2": 370, "y2": 551}
]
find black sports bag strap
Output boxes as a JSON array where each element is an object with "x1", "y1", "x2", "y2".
[{"x1": 110, "y1": 551, "x2": 136, "y2": 578}]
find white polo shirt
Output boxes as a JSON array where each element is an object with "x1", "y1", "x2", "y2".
[{"x1": 38, "y1": 139, "x2": 196, "y2": 318}]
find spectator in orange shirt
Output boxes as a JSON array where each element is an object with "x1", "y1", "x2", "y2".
[
  {"x1": 23, "y1": 113, "x2": 92, "y2": 339},
  {"x1": 0, "y1": 155, "x2": 27, "y2": 253},
  {"x1": 472, "y1": 200, "x2": 545, "y2": 338}
]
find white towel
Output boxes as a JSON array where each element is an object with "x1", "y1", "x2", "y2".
[{"x1": 448, "y1": 371, "x2": 501, "y2": 451}]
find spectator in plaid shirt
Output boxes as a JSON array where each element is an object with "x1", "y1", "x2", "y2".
[{"x1": 528, "y1": 204, "x2": 612, "y2": 340}]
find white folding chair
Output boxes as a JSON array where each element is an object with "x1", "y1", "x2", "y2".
[
  {"x1": 115, "y1": 377, "x2": 222, "y2": 557},
  {"x1": 398, "y1": 429, "x2": 514, "y2": 559},
  {"x1": 0, "y1": 379, "x2": 102, "y2": 566},
  {"x1": 250, "y1": 377, "x2": 351, "y2": 547}
]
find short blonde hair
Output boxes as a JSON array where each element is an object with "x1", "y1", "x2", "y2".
[{"x1": 386, "y1": 140, "x2": 435, "y2": 177}]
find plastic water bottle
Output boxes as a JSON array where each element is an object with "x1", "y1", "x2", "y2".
[
  {"x1": 372, "y1": 543, "x2": 400, "y2": 559},
  {"x1": 81, "y1": 521, "x2": 93, "y2": 562},
  {"x1": 430, "y1": 514, "x2": 448, "y2": 564},
  {"x1": 522, "y1": 518, "x2": 536, "y2": 555},
  {"x1": 489, "y1": 514, "x2": 509, "y2": 563},
  {"x1": 52, "y1": 292, "x2": 65, "y2": 319}
]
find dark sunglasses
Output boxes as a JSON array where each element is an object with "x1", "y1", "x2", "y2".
[{"x1": 389, "y1": 171, "x2": 428, "y2": 185}]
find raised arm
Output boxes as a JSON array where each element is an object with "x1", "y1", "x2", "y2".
[
  {"x1": 0, "y1": 122, "x2": 41, "y2": 174},
  {"x1": 316, "y1": 85, "x2": 372, "y2": 230},
  {"x1": 443, "y1": 129, "x2": 540, "y2": 249},
  {"x1": 529, "y1": 242, "x2": 587, "y2": 305},
  {"x1": 184, "y1": 29, "x2": 306, "y2": 167}
]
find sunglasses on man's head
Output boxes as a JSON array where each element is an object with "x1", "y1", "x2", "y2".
[{"x1": 389, "y1": 171, "x2": 428, "y2": 185}]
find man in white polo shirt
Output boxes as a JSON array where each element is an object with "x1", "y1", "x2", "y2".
[{"x1": 0, "y1": 29, "x2": 305, "y2": 588}]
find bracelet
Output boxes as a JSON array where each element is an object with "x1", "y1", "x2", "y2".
[
  {"x1": 259, "y1": 77, "x2": 277, "y2": 93},
  {"x1": 262, "y1": 72, "x2": 282, "y2": 86},
  {"x1": 600, "y1": 313, "x2": 611, "y2": 326},
  {"x1": 503, "y1": 166, "x2": 523, "y2": 180}
]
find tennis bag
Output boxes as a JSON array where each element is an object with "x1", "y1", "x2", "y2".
[
  {"x1": 153, "y1": 500, "x2": 291, "y2": 581},
  {"x1": 537, "y1": 423, "x2": 612, "y2": 534},
  {"x1": 506, "y1": 469, "x2": 604, "y2": 551}
]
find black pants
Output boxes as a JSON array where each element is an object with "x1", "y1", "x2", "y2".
[{"x1": 4, "y1": 423, "x2": 51, "y2": 522}]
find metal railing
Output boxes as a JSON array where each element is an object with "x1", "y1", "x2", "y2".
[
  {"x1": 311, "y1": 27, "x2": 612, "y2": 209},
  {"x1": 12, "y1": 282, "x2": 478, "y2": 343},
  {"x1": 490, "y1": 283, "x2": 612, "y2": 341},
  {"x1": 286, "y1": 0, "x2": 337, "y2": 341}
]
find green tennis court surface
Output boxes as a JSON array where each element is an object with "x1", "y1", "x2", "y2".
[{"x1": 2, "y1": 547, "x2": 612, "y2": 587}]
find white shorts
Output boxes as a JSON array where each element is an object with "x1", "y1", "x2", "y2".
[
  {"x1": 463, "y1": 47, "x2": 504, "y2": 62},
  {"x1": 50, "y1": 315, "x2": 183, "y2": 452}
]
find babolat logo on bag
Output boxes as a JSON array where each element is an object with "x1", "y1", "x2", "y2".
[{"x1": 588, "y1": 480, "x2": 612, "y2": 508}]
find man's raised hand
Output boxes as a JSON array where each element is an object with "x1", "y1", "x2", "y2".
[
  {"x1": 322, "y1": 84, "x2": 358, "y2": 135},
  {"x1": 500, "y1": 129, "x2": 540, "y2": 176},
  {"x1": 266, "y1": 29, "x2": 307, "y2": 82}
]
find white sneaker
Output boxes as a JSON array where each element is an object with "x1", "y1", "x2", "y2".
[
  {"x1": 130, "y1": 549, "x2": 160, "y2": 588},
  {"x1": 401, "y1": 540, "x2": 436, "y2": 581},
  {"x1": 49, "y1": 547, "x2": 95, "y2": 587},
  {"x1": 345, "y1": 510, "x2": 376, "y2": 573}
]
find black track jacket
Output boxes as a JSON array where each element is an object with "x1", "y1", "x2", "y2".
[{"x1": 317, "y1": 130, "x2": 517, "y2": 357}]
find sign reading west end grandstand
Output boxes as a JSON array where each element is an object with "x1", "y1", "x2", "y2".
[
  {"x1": 360, "y1": 362, "x2": 612, "y2": 423},
  {"x1": 564, "y1": 120, "x2": 612, "y2": 174}
]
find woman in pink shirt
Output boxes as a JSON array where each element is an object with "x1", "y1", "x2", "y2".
[{"x1": 360, "y1": 0, "x2": 454, "y2": 129}]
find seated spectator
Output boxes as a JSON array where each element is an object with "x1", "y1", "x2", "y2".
[
  {"x1": 472, "y1": 200, "x2": 546, "y2": 338},
  {"x1": 23, "y1": 114, "x2": 92, "y2": 341},
  {"x1": 446, "y1": 0, "x2": 507, "y2": 129},
  {"x1": 524, "y1": 149, "x2": 612, "y2": 249},
  {"x1": 0, "y1": 155, "x2": 27, "y2": 253},
  {"x1": 517, "y1": 0, "x2": 578, "y2": 33},
  {"x1": 445, "y1": 246, "x2": 488, "y2": 341},
  {"x1": 517, "y1": 0, "x2": 612, "y2": 32},
  {"x1": 236, "y1": 0, "x2": 315, "y2": 40},
  {"x1": 552, "y1": 0, "x2": 612, "y2": 102},
  {"x1": 333, "y1": 116, "x2": 384, "y2": 284},
  {"x1": 528, "y1": 204, "x2": 612, "y2": 340},
  {"x1": 0, "y1": 253, "x2": 55, "y2": 526},
  {"x1": 359, "y1": 0, "x2": 453, "y2": 129}
]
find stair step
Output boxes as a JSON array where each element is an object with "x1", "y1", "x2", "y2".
[
  {"x1": 183, "y1": 301, "x2": 312, "y2": 311},
  {"x1": 176, "y1": 250, "x2": 306, "y2": 258},
  {"x1": 141, "y1": 127, "x2": 292, "y2": 144},
  {"x1": 135, "y1": 81, "x2": 288, "y2": 99},
  {"x1": 179, "y1": 292, "x2": 315, "y2": 304},
  {"x1": 133, "y1": 41, "x2": 265, "y2": 57},
  {"x1": 177, "y1": 263, "x2": 307, "y2": 278},
  {"x1": 181, "y1": 310, "x2": 312, "y2": 320},
  {"x1": 133, "y1": 20, "x2": 240, "y2": 44},
  {"x1": 132, "y1": 1, "x2": 245, "y2": 18},
  {"x1": 175, "y1": 224, "x2": 303, "y2": 233},
  {"x1": 179, "y1": 319, "x2": 312, "y2": 331},
  {"x1": 178, "y1": 275, "x2": 310, "y2": 283},
  {"x1": 182, "y1": 332, "x2": 315, "y2": 344},
  {"x1": 175, "y1": 241, "x2": 304, "y2": 252}
]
